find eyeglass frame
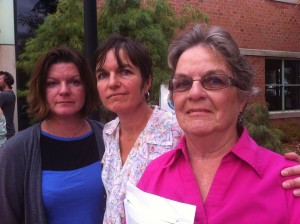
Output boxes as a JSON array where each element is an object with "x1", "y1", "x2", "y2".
[{"x1": 168, "y1": 73, "x2": 241, "y2": 93}]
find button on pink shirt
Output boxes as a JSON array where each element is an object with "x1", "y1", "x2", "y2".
[{"x1": 137, "y1": 129, "x2": 300, "y2": 224}]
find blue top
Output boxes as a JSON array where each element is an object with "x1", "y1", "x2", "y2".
[{"x1": 41, "y1": 131, "x2": 104, "y2": 224}]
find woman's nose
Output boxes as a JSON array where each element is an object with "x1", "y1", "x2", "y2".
[
  {"x1": 187, "y1": 80, "x2": 208, "y2": 99},
  {"x1": 108, "y1": 74, "x2": 120, "y2": 87},
  {"x1": 59, "y1": 82, "x2": 70, "y2": 94}
]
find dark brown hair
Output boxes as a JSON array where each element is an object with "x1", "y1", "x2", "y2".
[
  {"x1": 93, "y1": 34, "x2": 153, "y2": 89},
  {"x1": 27, "y1": 46, "x2": 99, "y2": 121},
  {"x1": 0, "y1": 71, "x2": 14, "y2": 88}
]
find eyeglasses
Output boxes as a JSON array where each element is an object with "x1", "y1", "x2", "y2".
[{"x1": 169, "y1": 73, "x2": 239, "y2": 92}]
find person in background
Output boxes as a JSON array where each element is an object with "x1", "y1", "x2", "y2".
[
  {"x1": 94, "y1": 34, "x2": 183, "y2": 223},
  {"x1": 0, "y1": 71, "x2": 16, "y2": 139},
  {"x1": 0, "y1": 108, "x2": 7, "y2": 147},
  {"x1": 0, "y1": 46, "x2": 106, "y2": 224},
  {"x1": 137, "y1": 24, "x2": 300, "y2": 223}
]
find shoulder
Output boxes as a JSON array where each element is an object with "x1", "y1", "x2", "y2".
[
  {"x1": 152, "y1": 106, "x2": 177, "y2": 122},
  {"x1": 149, "y1": 106, "x2": 181, "y2": 132},
  {"x1": 88, "y1": 119, "x2": 104, "y2": 127},
  {"x1": 144, "y1": 106, "x2": 182, "y2": 146},
  {"x1": 137, "y1": 148, "x2": 178, "y2": 189},
  {"x1": 260, "y1": 146, "x2": 298, "y2": 169},
  {"x1": 87, "y1": 119, "x2": 104, "y2": 132},
  {"x1": 103, "y1": 117, "x2": 119, "y2": 135},
  {"x1": 87, "y1": 119, "x2": 105, "y2": 148},
  {"x1": 0, "y1": 90, "x2": 15, "y2": 97},
  {"x1": 144, "y1": 148, "x2": 178, "y2": 173},
  {"x1": 235, "y1": 129, "x2": 299, "y2": 175},
  {"x1": 0, "y1": 123, "x2": 41, "y2": 164}
]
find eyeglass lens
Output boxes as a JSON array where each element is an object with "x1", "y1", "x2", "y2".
[{"x1": 172, "y1": 74, "x2": 233, "y2": 92}]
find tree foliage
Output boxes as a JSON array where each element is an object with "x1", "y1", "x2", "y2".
[
  {"x1": 243, "y1": 103, "x2": 284, "y2": 154},
  {"x1": 17, "y1": 0, "x2": 84, "y2": 75}
]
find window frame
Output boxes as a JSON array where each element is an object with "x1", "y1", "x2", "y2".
[
  {"x1": 265, "y1": 58, "x2": 300, "y2": 113},
  {"x1": 271, "y1": 0, "x2": 299, "y2": 4}
]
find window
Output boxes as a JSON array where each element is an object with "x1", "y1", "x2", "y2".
[{"x1": 265, "y1": 59, "x2": 300, "y2": 111}]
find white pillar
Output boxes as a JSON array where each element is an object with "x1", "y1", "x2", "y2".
[{"x1": 0, "y1": 0, "x2": 18, "y2": 132}]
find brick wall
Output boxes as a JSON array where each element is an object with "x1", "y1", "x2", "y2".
[
  {"x1": 169, "y1": 0, "x2": 300, "y2": 51},
  {"x1": 247, "y1": 56, "x2": 266, "y2": 104}
]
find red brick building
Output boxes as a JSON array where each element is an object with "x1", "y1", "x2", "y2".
[{"x1": 97, "y1": 0, "x2": 300, "y2": 124}]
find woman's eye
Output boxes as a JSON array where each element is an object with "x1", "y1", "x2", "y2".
[
  {"x1": 120, "y1": 69, "x2": 132, "y2": 76},
  {"x1": 70, "y1": 79, "x2": 81, "y2": 86},
  {"x1": 177, "y1": 79, "x2": 191, "y2": 88},
  {"x1": 46, "y1": 81, "x2": 57, "y2": 87},
  {"x1": 208, "y1": 77, "x2": 223, "y2": 84},
  {"x1": 96, "y1": 72, "x2": 109, "y2": 80}
]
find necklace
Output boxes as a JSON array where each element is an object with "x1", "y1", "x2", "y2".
[{"x1": 44, "y1": 119, "x2": 87, "y2": 138}]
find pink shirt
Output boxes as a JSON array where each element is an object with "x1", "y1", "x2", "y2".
[{"x1": 137, "y1": 129, "x2": 300, "y2": 224}]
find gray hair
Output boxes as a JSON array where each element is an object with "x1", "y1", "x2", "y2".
[{"x1": 168, "y1": 24, "x2": 257, "y2": 97}]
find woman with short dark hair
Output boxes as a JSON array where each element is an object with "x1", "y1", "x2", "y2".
[{"x1": 94, "y1": 34, "x2": 183, "y2": 223}]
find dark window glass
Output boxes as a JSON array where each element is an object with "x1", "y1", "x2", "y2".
[
  {"x1": 265, "y1": 59, "x2": 281, "y2": 85},
  {"x1": 265, "y1": 59, "x2": 300, "y2": 111}
]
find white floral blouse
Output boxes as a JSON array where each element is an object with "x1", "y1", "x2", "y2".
[{"x1": 101, "y1": 105, "x2": 183, "y2": 224}]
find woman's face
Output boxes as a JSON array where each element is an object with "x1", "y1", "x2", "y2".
[
  {"x1": 46, "y1": 62, "x2": 85, "y2": 119},
  {"x1": 96, "y1": 49, "x2": 150, "y2": 114},
  {"x1": 173, "y1": 45, "x2": 246, "y2": 137}
]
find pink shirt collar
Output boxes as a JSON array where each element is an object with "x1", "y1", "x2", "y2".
[{"x1": 165, "y1": 128, "x2": 264, "y2": 178}]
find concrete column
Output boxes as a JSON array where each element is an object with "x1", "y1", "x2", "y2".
[{"x1": 0, "y1": 0, "x2": 18, "y2": 132}]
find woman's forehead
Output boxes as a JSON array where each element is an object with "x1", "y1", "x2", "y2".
[{"x1": 175, "y1": 46, "x2": 231, "y2": 75}]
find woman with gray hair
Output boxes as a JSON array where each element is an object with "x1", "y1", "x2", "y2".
[{"x1": 137, "y1": 24, "x2": 300, "y2": 223}]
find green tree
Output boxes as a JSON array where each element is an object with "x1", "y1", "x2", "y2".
[
  {"x1": 243, "y1": 103, "x2": 283, "y2": 154},
  {"x1": 17, "y1": 0, "x2": 84, "y2": 77}
]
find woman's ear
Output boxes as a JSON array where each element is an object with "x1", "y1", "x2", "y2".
[
  {"x1": 145, "y1": 76, "x2": 152, "y2": 92},
  {"x1": 239, "y1": 100, "x2": 248, "y2": 113}
]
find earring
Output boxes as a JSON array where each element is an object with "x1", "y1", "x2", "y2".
[
  {"x1": 144, "y1": 92, "x2": 150, "y2": 102},
  {"x1": 237, "y1": 112, "x2": 243, "y2": 127}
]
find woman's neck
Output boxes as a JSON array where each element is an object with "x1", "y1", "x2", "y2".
[
  {"x1": 42, "y1": 116, "x2": 89, "y2": 138},
  {"x1": 118, "y1": 104, "x2": 153, "y2": 165},
  {"x1": 185, "y1": 129, "x2": 239, "y2": 202},
  {"x1": 118, "y1": 104, "x2": 153, "y2": 133},
  {"x1": 186, "y1": 128, "x2": 238, "y2": 160}
]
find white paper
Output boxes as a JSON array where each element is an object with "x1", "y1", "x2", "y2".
[{"x1": 124, "y1": 181, "x2": 196, "y2": 224}]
